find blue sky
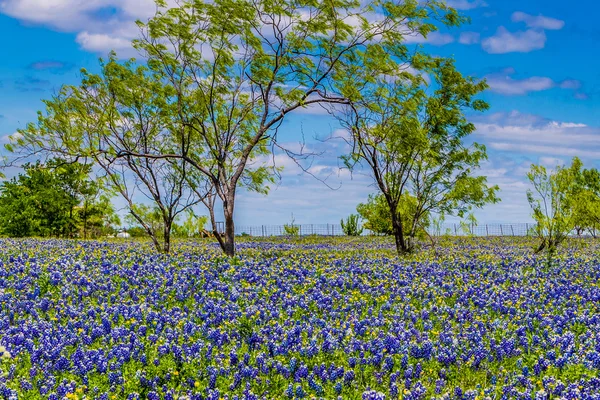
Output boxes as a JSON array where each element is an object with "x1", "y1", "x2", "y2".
[{"x1": 1, "y1": 0, "x2": 599, "y2": 227}]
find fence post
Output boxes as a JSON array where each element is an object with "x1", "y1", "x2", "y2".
[
  {"x1": 526, "y1": 223, "x2": 529, "y2": 236},
  {"x1": 486, "y1": 224, "x2": 489, "y2": 236},
  {"x1": 311, "y1": 224, "x2": 314, "y2": 235},
  {"x1": 510, "y1": 225, "x2": 514, "y2": 236},
  {"x1": 500, "y1": 225, "x2": 503, "y2": 236},
  {"x1": 454, "y1": 224, "x2": 457, "y2": 235}
]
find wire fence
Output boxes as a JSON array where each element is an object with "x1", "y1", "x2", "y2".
[{"x1": 232, "y1": 223, "x2": 538, "y2": 237}]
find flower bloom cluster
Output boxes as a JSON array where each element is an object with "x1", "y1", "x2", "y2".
[{"x1": 0, "y1": 237, "x2": 599, "y2": 399}]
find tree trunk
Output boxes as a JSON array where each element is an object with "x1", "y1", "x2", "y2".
[
  {"x1": 223, "y1": 199, "x2": 236, "y2": 257},
  {"x1": 149, "y1": 233, "x2": 162, "y2": 254},
  {"x1": 163, "y1": 220, "x2": 171, "y2": 254},
  {"x1": 391, "y1": 213, "x2": 409, "y2": 255},
  {"x1": 383, "y1": 195, "x2": 410, "y2": 256}
]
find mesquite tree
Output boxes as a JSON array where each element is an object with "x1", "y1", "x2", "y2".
[
  {"x1": 8, "y1": 58, "x2": 208, "y2": 253},
  {"x1": 527, "y1": 158, "x2": 582, "y2": 257},
  {"x1": 335, "y1": 58, "x2": 499, "y2": 254}
]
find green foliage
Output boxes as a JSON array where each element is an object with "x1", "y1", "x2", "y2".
[
  {"x1": 0, "y1": 159, "x2": 118, "y2": 238},
  {"x1": 126, "y1": 205, "x2": 165, "y2": 238},
  {"x1": 527, "y1": 158, "x2": 582, "y2": 256},
  {"x1": 172, "y1": 209, "x2": 209, "y2": 238},
  {"x1": 357, "y1": 193, "x2": 430, "y2": 240},
  {"x1": 341, "y1": 214, "x2": 363, "y2": 236},
  {"x1": 283, "y1": 214, "x2": 300, "y2": 236},
  {"x1": 458, "y1": 213, "x2": 478, "y2": 237},
  {"x1": 357, "y1": 194, "x2": 394, "y2": 236},
  {"x1": 127, "y1": 226, "x2": 148, "y2": 238},
  {"x1": 78, "y1": 194, "x2": 121, "y2": 239},
  {"x1": 336, "y1": 55, "x2": 499, "y2": 254},
  {"x1": 571, "y1": 166, "x2": 600, "y2": 236}
]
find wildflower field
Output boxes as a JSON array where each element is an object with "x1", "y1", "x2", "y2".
[{"x1": 1, "y1": 237, "x2": 600, "y2": 400}]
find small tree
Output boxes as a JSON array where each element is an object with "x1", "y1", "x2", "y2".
[
  {"x1": 341, "y1": 214, "x2": 363, "y2": 236},
  {"x1": 527, "y1": 158, "x2": 582, "y2": 257},
  {"x1": 283, "y1": 214, "x2": 300, "y2": 236},
  {"x1": 8, "y1": 57, "x2": 211, "y2": 253},
  {"x1": 571, "y1": 166, "x2": 600, "y2": 237},
  {"x1": 337, "y1": 58, "x2": 498, "y2": 255}
]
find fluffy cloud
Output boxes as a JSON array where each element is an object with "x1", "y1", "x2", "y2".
[
  {"x1": 473, "y1": 111, "x2": 600, "y2": 159},
  {"x1": 481, "y1": 12, "x2": 564, "y2": 54},
  {"x1": 484, "y1": 68, "x2": 581, "y2": 96},
  {"x1": 76, "y1": 32, "x2": 135, "y2": 54},
  {"x1": 0, "y1": 0, "x2": 160, "y2": 28},
  {"x1": 511, "y1": 12, "x2": 565, "y2": 30},
  {"x1": 482, "y1": 27, "x2": 546, "y2": 54}
]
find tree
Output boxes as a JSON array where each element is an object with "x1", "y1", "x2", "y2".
[
  {"x1": 526, "y1": 158, "x2": 582, "y2": 257},
  {"x1": 8, "y1": 57, "x2": 211, "y2": 253},
  {"x1": 0, "y1": 159, "x2": 108, "y2": 238},
  {"x1": 283, "y1": 214, "x2": 300, "y2": 236},
  {"x1": 572, "y1": 166, "x2": 600, "y2": 237},
  {"x1": 336, "y1": 58, "x2": 498, "y2": 254},
  {"x1": 6, "y1": 0, "x2": 465, "y2": 256},
  {"x1": 356, "y1": 193, "x2": 430, "y2": 239},
  {"x1": 0, "y1": 163, "x2": 64, "y2": 237},
  {"x1": 341, "y1": 214, "x2": 363, "y2": 236}
]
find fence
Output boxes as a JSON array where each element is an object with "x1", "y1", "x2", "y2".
[{"x1": 232, "y1": 223, "x2": 537, "y2": 237}]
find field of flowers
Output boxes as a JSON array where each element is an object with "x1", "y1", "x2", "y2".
[{"x1": 1, "y1": 237, "x2": 600, "y2": 399}]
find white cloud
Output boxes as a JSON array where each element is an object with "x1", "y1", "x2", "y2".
[
  {"x1": 76, "y1": 32, "x2": 134, "y2": 54},
  {"x1": 473, "y1": 111, "x2": 600, "y2": 159},
  {"x1": 489, "y1": 142, "x2": 600, "y2": 159},
  {"x1": 480, "y1": 11, "x2": 564, "y2": 55},
  {"x1": 481, "y1": 27, "x2": 546, "y2": 54},
  {"x1": 511, "y1": 12, "x2": 565, "y2": 30},
  {"x1": 484, "y1": 68, "x2": 581, "y2": 96},
  {"x1": 488, "y1": 75, "x2": 553, "y2": 95},
  {"x1": 446, "y1": 0, "x2": 487, "y2": 10},
  {"x1": 459, "y1": 31, "x2": 480, "y2": 45}
]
